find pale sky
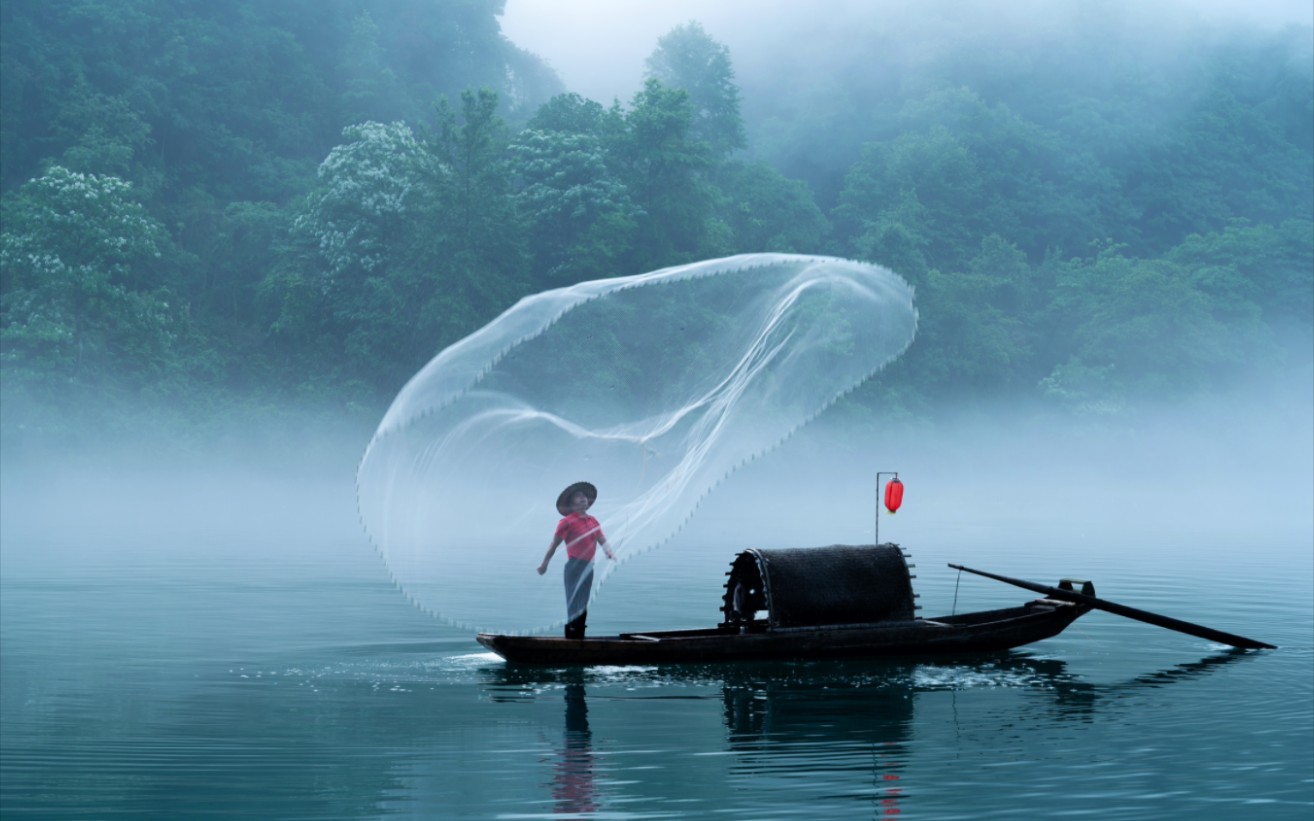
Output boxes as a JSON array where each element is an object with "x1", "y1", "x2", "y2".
[
  {"x1": 498, "y1": 0, "x2": 767, "y2": 103},
  {"x1": 499, "y1": 0, "x2": 1314, "y2": 105}
]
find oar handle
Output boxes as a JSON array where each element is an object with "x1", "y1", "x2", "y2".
[{"x1": 949, "y1": 563, "x2": 1276, "y2": 651}]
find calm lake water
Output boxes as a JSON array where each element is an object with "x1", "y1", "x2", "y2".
[{"x1": 2, "y1": 435, "x2": 1312, "y2": 820}]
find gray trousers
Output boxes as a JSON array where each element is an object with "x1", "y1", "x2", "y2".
[{"x1": 563, "y1": 558, "x2": 593, "y2": 638}]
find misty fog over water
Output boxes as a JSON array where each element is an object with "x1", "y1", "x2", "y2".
[{"x1": 5, "y1": 365, "x2": 1309, "y2": 609}]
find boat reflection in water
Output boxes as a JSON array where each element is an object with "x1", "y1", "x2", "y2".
[
  {"x1": 718, "y1": 661, "x2": 915, "y2": 817},
  {"x1": 484, "y1": 648, "x2": 1255, "y2": 817}
]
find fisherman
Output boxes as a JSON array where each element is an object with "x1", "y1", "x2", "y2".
[{"x1": 538, "y1": 481, "x2": 615, "y2": 638}]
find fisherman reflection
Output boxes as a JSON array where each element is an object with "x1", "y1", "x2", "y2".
[{"x1": 550, "y1": 682, "x2": 598, "y2": 815}]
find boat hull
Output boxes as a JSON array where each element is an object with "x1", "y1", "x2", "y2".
[{"x1": 476, "y1": 599, "x2": 1088, "y2": 666}]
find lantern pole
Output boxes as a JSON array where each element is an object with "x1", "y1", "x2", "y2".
[{"x1": 876, "y1": 471, "x2": 899, "y2": 546}]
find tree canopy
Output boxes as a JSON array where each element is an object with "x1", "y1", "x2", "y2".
[{"x1": 1, "y1": 0, "x2": 1309, "y2": 448}]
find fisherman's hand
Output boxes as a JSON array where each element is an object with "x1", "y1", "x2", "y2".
[
  {"x1": 537, "y1": 562, "x2": 548, "y2": 575},
  {"x1": 605, "y1": 549, "x2": 616, "y2": 561}
]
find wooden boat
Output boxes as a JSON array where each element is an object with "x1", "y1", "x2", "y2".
[
  {"x1": 477, "y1": 600, "x2": 1090, "y2": 666},
  {"x1": 477, "y1": 544, "x2": 1094, "y2": 666}
]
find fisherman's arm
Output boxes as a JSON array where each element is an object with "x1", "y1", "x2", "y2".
[{"x1": 538, "y1": 535, "x2": 562, "y2": 575}]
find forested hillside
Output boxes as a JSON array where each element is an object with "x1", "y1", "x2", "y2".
[{"x1": 2, "y1": 0, "x2": 1310, "y2": 450}]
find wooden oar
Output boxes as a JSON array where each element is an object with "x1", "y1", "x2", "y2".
[{"x1": 948, "y1": 563, "x2": 1276, "y2": 650}]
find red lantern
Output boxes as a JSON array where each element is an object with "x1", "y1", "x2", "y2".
[{"x1": 884, "y1": 477, "x2": 904, "y2": 514}]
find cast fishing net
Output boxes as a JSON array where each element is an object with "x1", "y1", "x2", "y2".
[{"x1": 356, "y1": 253, "x2": 917, "y2": 633}]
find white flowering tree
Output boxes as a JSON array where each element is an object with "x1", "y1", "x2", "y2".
[
  {"x1": 267, "y1": 121, "x2": 446, "y2": 390},
  {"x1": 270, "y1": 100, "x2": 532, "y2": 394},
  {"x1": 0, "y1": 166, "x2": 188, "y2": 395},
  {"x1": 297, "y1": 121, "x2": 441, "y2": 283}
]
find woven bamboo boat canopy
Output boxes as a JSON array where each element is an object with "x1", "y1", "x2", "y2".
[{"x1": 722, "y1": 544, "x2": 916, "y2": 630}]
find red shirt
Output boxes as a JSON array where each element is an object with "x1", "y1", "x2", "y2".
[{"x1": 555, "y1": 513, "x2": 606, "y2": 561}]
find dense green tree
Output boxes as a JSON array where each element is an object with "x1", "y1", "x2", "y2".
[
  {"x1": 709, "y1": 161, "x2": 828, "y2": 254},
  {"x1": 525, "y1": 93, "x2": 616, "y2": 137},
  {"x1": 0, "y1": 166, "x2": 202, "y2": 394},
  {"x1": 340, "y1": 11, "x2": 407, "y2": 126},
  {"x1": 1186, "y1": 220, "x2": 1313, "y2": 320},
  {"x1": 832, "y1": 127, "x2": 987, "y2": 276},
  {"x1": 892, "y1": 236, "x2": 1038, "y2": 400},
  {"x1": 1166, "y1": 219, "x2": 1314, "y2": 360},
  {"x1": 1117, "y1": 34, "x2": 1314, "y2": 253},
  {"x1": 196, "y1": 200, "x2": 288, "y2": 325},
  {"x1": 263, "y1": 121, "x2": 445, "y2": 392},
  {"x1": 833, "y1": 88, "x2": 1133, "y2": 274},
  {"x1": 1046, "y1": 250, "x2": 1236, "y2": 396},
  {"x1": 615, "y1": 79, "x2": 715, "y2": 270},
  {"x1": 265, "y1": 91, "x2": 532, "y2": 394},
  {"x1": 424, "y1": 89, "x2": 529, "y2": 337},
  {"x1": 510, "y1": 128, "x2": 639, "y2": 286},
  {"x1": 1, "y1": 0, "x2": 1310, "y2": 445},
  {"x1": 644, "y1": 22, "x2": 746, "y2": 161}
]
